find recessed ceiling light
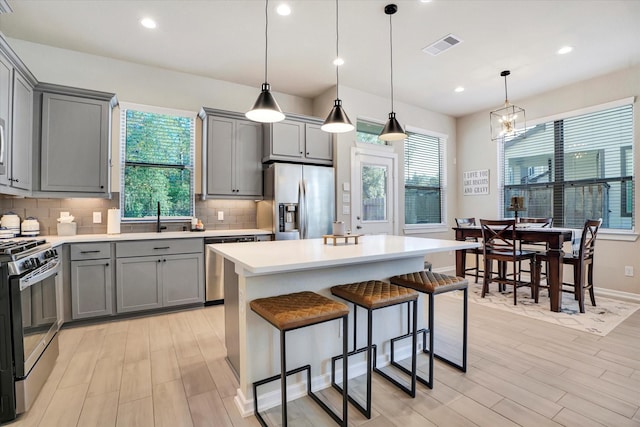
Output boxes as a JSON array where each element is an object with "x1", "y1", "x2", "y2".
[
  {"x1": 557, "y1": 46, "x2": 573, "y2": 55},
  {"x1": 419, "y1": 0, "x2": 433, "y2": 3},
  {"x1": 140, "y1": 17, "x2": 157, "y2": 29},
  {"x1": 333, "y1": 57, "x2": 344, "y2": 66},
  {"x1": 277, "y1": 4, "x2": 291, "y2": 16},
  {"x1": 454, "y1": 86, "x2": 465, "y2": 93}
]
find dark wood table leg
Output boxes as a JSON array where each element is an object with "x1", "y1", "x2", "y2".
[
  {"x1": 547, "y1": 237, "x2": 564, "y2": 312},
  {"x1": 455, "y1": 230, "x2": 467, "y2": 277}
]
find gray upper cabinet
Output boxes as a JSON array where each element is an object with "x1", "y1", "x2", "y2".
[
  {"x1": 34, "y1": 83, "x2": 116, "y2": 197},
  {"x1": 200, "y1": 108, "x2": 263, "y2": 199},
  {"x1": 10, "y1": 71, "x2": 33, "y2": 191},
  {"x1": 0, "y1": 34, "x2": 37, "y2": 195},
  {"x1": 0, "y1": 54, "x2": 12, "y2": 188},
  {"x1": 263, "y1": 114, "x2": 333, "y2": 166}
]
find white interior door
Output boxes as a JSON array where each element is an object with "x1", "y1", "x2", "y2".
[{"x1": 351, "y1": 146, "x2": 398, "y2": 235}]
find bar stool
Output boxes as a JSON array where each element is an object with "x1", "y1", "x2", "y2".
[
  {"x1": 389, "y1": 271, "x2": 468, "y2": 388},
  {"x1": 329, "y1": 280, "x2": 419, "y2": 419},
  {"x1": 250, "y1": 291, "x2": 349, "y2": 427}
]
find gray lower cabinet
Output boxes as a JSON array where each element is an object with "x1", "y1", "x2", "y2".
[
  {"x1": 116, "y1": 256, "x2": 163, "y2": 313},
  {"x1": 71, "y1": 259, "x2": 113, "y2": 319},
  {"x1": 116, "y1": 238, "x2": 204, "y2": 314},
  {"x1": 70, "y1": 242, "x2": 114, "y2": 320}
]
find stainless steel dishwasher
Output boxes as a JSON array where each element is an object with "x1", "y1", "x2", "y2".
[{"x1": 205, "y1": 235, "x2": 257, "y2": 305}]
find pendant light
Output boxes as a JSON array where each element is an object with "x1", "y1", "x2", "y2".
[
  {"x1": 321, "y1": 0, "x2": 354, "y2": 133},
  {"x1": 246, "y1": 0, "x2": 285, "y2": 123},
  {"x1": 490, "y1": 70, "x2": 526, "y2": 141},
  {"x1": 378, "y1": 4, "x2": 407, "y2": 141}
]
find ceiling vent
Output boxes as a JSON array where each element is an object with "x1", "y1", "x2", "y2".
[{"x1": 422, "y1": 34, "x2": 462, "y2": 56}]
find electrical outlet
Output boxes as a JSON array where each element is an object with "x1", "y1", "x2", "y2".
[
  {"x1": 93, "y1": 212, "x2": 102, "y2": 223},
  {"x1": 217, "y1": 211, "x2": 224, "y2": 221},
  {"x1": 624, "y1": 266, "x2": 634, "y2": 277}
]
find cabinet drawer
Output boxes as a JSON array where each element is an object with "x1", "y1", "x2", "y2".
[
  {"x1": 116, "y1": 238, "x2": 203, "y2": 258},
  {"x1": 70, "y1": 242, "x2": 111, "y2": 260}
]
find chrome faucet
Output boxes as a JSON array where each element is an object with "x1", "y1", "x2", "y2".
[{"x1": 157, "y1": 201, "x2": 166, "y2": 232}]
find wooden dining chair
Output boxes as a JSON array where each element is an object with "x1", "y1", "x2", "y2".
[
  {"x1": 535, "y1": 219, "x2": 601, "y2": 313},
  {"x1": 454, "y1": 217, "x2": 483, "y2": 283},
  {"x1": 480, "y1": 219, "x2": 537, "y2": 305},
  {"x1": 517, "y1": 217, "x2": 553, "y2": 284}
]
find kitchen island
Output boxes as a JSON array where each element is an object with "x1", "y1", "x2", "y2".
[{"x1": 208, "y1": 234, "x2": 479, "y2": 416}]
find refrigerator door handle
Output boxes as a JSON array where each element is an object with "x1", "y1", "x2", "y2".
[
  {"x1": 298, "y1": 180, "x2": 305, "y2": 239},
  {"x1": 302, "y1": 180, "x2": 309, "y2": 239}
]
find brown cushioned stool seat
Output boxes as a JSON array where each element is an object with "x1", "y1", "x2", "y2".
[
  {"x1": 390, "y1": 271, "x2": 468, "y2": 389},
  {"x1": 329, "y1": 280, "x2": 419, "y2": 419},
  {"x1": 250, "y1": 291, "x2": 349, "y2": 331},
  {"x1": 251, "y1": 291, "x2": 349, "y2": 427}
]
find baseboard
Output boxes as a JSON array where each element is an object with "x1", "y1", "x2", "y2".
[{"x1": 596, "y1": 287, "x2": 640, "y2": 304}]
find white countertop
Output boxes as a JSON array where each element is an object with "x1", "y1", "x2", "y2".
[
  {"x1": 37, "y1": 229, "x2": 272, "y2": 247},
  {"x1": 208, "y1": 234, "x2": 479, "y2": 275}
]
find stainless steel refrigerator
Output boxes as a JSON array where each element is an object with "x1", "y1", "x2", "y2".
[{"x1": 257, "y1": 163, "x2": 335, "y2": 240}]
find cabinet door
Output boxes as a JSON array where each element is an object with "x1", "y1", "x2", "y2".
[
  {"x1": 71, "y1": 259, "x2": 113, "y2": 319},
  {"x1": 162, "y1": 253, "x2": 204, "y2": 307},
  {"x1": 10, "y1": 72, "x2": 32, "y2": 191},
  {"x1": 271, "y1": 120, "x2": 304, "y2": 159},
  {"x1": 116, "y1": 257, "x2": 162, "y2": 313},
  {"x1": 305, "y1": 123, "x2": 333, "y2": 162},
  {"x1": 206, "y1": 116, "x2": 234, "y2": 196},
  {"x1": 41, "y1": 93, "x2": 109, "y2": 193},
  {"x1": 234, "y1": 120, "x2": 263, "y2": 196},
  {"x1": 0, "y1": 55, "x2": 11, "y2": 187}
]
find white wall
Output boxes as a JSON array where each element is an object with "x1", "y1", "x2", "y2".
[{"x1": 457, "y1": 65, "x2": 640, "y2": 295}]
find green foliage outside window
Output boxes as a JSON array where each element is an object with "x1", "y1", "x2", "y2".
[{"x1": 121, "y1": 109, "x2": 195, "y2": 219}]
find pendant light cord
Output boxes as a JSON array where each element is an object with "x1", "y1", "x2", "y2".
[
  {"x1": 335, "y1": 0, "x2": 340, "y2": 99},
  {"x1": 389, "y1": 12, "x2": 394, "y2": 113},
  {"x1": 503, "y1": 74, "x2": 509, "y2": 104},
  {"x1": 264, "y1": 0, "x2": 269, "y2": 84}
]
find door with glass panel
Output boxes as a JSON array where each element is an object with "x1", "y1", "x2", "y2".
[{"x1": 351, "y1": 147, "x2": 397, "y2": 235}]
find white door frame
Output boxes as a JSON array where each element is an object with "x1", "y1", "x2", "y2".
[{"x1": 350, "y1": 144, "x2": 399, "y2": 235}]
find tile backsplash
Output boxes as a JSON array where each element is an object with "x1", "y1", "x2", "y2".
[{"x1": 0, "y1": 194, "x2": 258, "y2": 236}]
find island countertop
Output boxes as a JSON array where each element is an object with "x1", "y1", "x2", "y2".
[{"x1": 208, "y1": 234, "x2": 479, "y2": 276}]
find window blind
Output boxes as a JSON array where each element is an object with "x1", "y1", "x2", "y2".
[
  {"x1": 405, "y1": 131, "x2": 442, "y2": 224},
  {"x1": 120, "y1": 108, "x2": 195, "y2": 219},
  {"x1": 501, "y1": 104, "x2": 633, "y2": 229}
]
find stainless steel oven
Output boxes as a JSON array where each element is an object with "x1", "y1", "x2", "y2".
[{"x1": 0, "y1": 240, "x2": 60, "y2": 423}]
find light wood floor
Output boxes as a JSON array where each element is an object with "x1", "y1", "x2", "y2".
[{"x1": 6, "y1": 292, "x2": 640, "y2": 427}]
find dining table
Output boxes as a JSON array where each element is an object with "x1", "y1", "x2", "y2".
[{"x1": 453, "y1": 226, "x2": 574, "y2": 312}]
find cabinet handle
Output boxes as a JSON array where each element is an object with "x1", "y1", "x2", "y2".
[
  {"x1": 157, "y1": 259, "x2": 162, "y2": 263},
  {"x1": 153, "y1": 246, "x2": 170, "y2": 250},
  {"x1": 299, "y1": 151, "x2": 303, "y2": 154},
  {"x1": 306, "y1": 152, "x2": 309, "y2": 155},
  {"x1": 14, "y1": 179, "x2": 18, "y2": 183},
  {"x1": 80, "y1": 250, "x2": 101, "y2": 254},
  {"x1": 163, "y1": 259, "x2": 167, "y2": 263},
  {"x1": 100, "y1": 185, "x2": 104, "y2": 189},
  {"x1": 105, "y1": 262, "x2": 109, "y2": 267}
]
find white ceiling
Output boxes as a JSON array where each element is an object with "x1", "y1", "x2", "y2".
[{"x1": 1, "y1": 0, "x2": 639, "y2": 118}]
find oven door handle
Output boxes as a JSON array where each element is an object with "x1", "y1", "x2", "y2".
[{"x1": 19, "y1": 259, "x2": 61, "y2": 291}]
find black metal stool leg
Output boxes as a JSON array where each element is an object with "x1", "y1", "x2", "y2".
[{"x1": 280, "y1": 329, "x2": 287, "y2": 427}]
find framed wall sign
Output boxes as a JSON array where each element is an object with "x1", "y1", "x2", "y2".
[{"x1": 463, "y1": 169, "x2": 489, "y2": 196}]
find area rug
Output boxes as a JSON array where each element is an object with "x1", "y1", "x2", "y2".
[{"x1": 457, "y1": 282, "x2": 640, "y2": 336}]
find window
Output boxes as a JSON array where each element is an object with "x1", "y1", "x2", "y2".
[
  {"x1": 500, "y1": 103, "x2": 633, "y2": 229},
  {"x1": 404, "y1": 130, "x2": 445, "y2": 225},
  {"x1": 356, "y1": 120, "x2": 387, "y2": 145},
  {"x1": 120, "y1": 105, "x2": 195, "y2": 220}
]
